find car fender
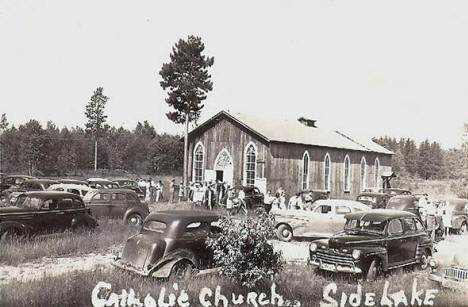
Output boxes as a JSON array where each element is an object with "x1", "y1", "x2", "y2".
[
  {"x1": 150, "y1": 249, "x2": 199, "y2": 278},
  {"x1": 360, "y1": 247, "x2": 388, "y2": 271},
  {"x1": 451, "y1": 215, "x2": 467, "y2": 230},
  {"x1": 71, "y1": 214, "x2": 98, "y2": 229},
  {"x1": 0, "y1": 221, "x2": 33, "y2": 236},
  {"x1": 123, "y1": 207, "x2": 147, "y2": 221}
]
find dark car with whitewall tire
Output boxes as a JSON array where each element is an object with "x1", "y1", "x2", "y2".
[
  {"x1": 83, "y1": 189, "x2": 149, "y2": 226},
  {"x1": 309, "y1": 209, "x2": 434, "y2": 281},
  {"x1": 113, "y1": 210, "x2": 220, "y2": 279},
  {"x1": 0, "y1": 191, "x2": 97, "y2": 239}
]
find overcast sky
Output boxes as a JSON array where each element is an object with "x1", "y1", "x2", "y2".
[{"x1": 1, "y1": 0, "x2": 467, "y2": 149}]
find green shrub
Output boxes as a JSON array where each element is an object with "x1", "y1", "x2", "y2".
[{"x1": 206, "y1": 215, "x2": 284, "y2": 287}]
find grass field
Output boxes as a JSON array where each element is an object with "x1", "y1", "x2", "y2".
[
  {"x1": 0, "y1": 219, "x2": 138, "y2": 266},
  {"x1": 0, "y1": 263, "x2": 463, "y2": 307}
]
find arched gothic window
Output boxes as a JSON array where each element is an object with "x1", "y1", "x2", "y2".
[
  {"x1": 324, "y1": 153, "x2": 331, "y2": 191},
  {"x1": 245, "y1": 144, "x2": 257, "y2": 186},
  {"x1": 374, "y1": 158, "x2": 380, "y2": 188},
  {"x1": 360, "y1": 157, "x2": 367, "y2": 191},
  {"x1": 344, "y1": 155, "x2": 351, "y2": 192},
  {"x1": 193, "y1": 143, "x2": 204, "y2": 183},
  {"x1": 302, "y1": 151, "x2": 310, "y2": 189}
]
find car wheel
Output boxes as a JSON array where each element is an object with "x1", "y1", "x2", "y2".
[
  {"x1": 126, "y1": 214, "x2": 142, "y2": 226},
  {"x1": 171, "y1": 260, "x2": 195, "y2": 281},
  {"x1": 459, "y1": 222, "x2": 467, "y2": 235},
  {"x1": 276, "y1": 224, "x2": 293, "y2": 242},
  {"x1": 364, "y1": 258, "x2": 382, "y2": 281},
  {"x1": 418, "y1": 250, "x2": 429, "y2": 270}
]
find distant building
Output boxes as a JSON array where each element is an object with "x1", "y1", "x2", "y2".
[{"x1": 186, "y1": 110, "x2": 393, "y2": 200}]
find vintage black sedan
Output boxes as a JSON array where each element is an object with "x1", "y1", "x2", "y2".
[
  {"x1": 309, "y1": 209, "x2": 434, "y2": 280},
  {"x1": 83, "y1": 189, "x2": 149, "y2": 225},
  {"x1": 113, "y1": 210, "x2": 220, "y2": 279},
  {"x1": 0, "y1": 191, "x2": 97, "y2": 238}
]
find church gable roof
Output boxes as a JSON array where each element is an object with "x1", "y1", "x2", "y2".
[{"x1": 188, "y1": 110, "x2": 393, "y2": 155}]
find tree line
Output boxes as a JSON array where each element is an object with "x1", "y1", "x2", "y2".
[
  {"x1": 0, "y1": 114, "x2": 183, "y2": 177},
  {"x1": 372, "y1": 135, "x2": 468, "y2": 180}
]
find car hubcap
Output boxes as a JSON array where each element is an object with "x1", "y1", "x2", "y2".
[
  {"x1": 130, "y1": 216, "x2": 140, "y2": 225},
  {"x1": 282, "y1": 229, "x2": 290, "y2": 238}
]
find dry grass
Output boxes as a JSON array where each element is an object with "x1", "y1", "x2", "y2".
[
  {"x1": 393, "y1": 177, "x2": 457, "y2": 200},
  {"x1": 0, "y1": 218, "x2": 138, "y2": 266},
  {"x1": 0, "y1": 264, "x2": 465, "y2": 307}
]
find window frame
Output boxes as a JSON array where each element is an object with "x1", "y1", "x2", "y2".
[
  {"x1": 343, "y1": 154, "x2": 351, "y2": 192},
  {"x1": 323, "y1": 153, "x2": 331, "y2": 191},
  {"x1": 360, "y1": 156, "x2": 367, "y2": 192},
  {"x1": 302, "y1": 151, "x2": 310, "y2": 190},
  {"x1": 192, "y1": 142, "x2": 205, "y2": 183},
  {"x1": 244, "y1": 142, "x2": 257, "y2": 186},
  {"x1": 374, "y1": 157, "x2": 380, "y2": 188}
]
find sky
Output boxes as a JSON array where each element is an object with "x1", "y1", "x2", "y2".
[{"x1": 1, "y1": 0, "x2": 468, "y2": 149}]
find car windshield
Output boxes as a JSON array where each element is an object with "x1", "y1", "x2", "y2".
[
  {"x1": 357, "y1": 196, "x2": 376, "y2": 203},
  {"x1": 344, "y1": 218, "x2": 387, "y2": 234},
  {"x1": 386, "y1": 198, "x2": 411, "y2": 209},
  {"x1": 17, "y1": 196, "x2": 42, "y2": 210},
  {"x1": 143, "y1": 220, "x2": 167, "y2": 233}
]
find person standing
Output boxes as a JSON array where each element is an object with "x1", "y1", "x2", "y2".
[
  {"x1": 178, "y1": 181, "x2": 184, "y2": 202},
  {"x1": 276, "y1": 186, "x2": 286, "y2": 210},
  {"x1": 169, "y1": 179, "x2": 175, "y2": 203},
  {"x1": 442, "y1": 202, "x2": 453, "y2": 236}
]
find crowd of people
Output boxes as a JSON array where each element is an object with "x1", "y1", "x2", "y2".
[{"x1": 417, "y1": 195, "x2": 460, "y2": 241}]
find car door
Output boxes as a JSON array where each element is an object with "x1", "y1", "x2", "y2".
[
  {"x1": 88, "y1": 192, "x2": 111, "y2": 218},
  {"x1": 330, "y1": 205, "x2": 352, "y2": 233},
  {"x1": 109, "y1": 192, "x2": 128, "y2": 218},
  {"x1": 35, "y1": 198, "x2": 61, "y2": 232},
  {"x1": 386, "y1": 219, "x2": 407, "y2": 265},
  {"x1": 305, "y1": 204, "x2": 335, "y2": 236},
  {"x1": 56, "y1": 197, "x2": 78, "y2": 230},
  {"x1": 400, "y1": 218, "x2": 420, "y2": 261}
]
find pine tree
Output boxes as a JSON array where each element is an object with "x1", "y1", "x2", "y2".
[
  {"x1": 159, "y1": 35, "x2": 214, "y2": 187},
  {"x1": 84, "y1": 87, "x2": 109, "y2": 171}
]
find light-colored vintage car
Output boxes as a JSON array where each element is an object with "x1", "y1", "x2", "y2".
[
  {"x1": 272, "y1": 199, "x2": 371, "y2": 241},
  {"x1": 47, "y1": 183, "x2": 96, "y2": 198}
]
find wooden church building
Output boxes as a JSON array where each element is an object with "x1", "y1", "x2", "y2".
[{"x1": 186, "y1": 110, "x2": 393, "y2": 200}]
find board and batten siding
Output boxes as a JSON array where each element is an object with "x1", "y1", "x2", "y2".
[
  {"x1": 267, "y1": 143, "x2": 391, "y2": 199},
  {"x1": 188, "y1": 117, "x2": 268, "y2": 186},
  {"x1": 188, "y1": 115, "x2": 392, "y2": 200}
]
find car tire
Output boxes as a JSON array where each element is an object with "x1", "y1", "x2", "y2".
[
  {"x1": 126, "y1": 214, "x2": 143, "y2": 226},
  {"x1": 276, "y1": 224, "x2": 293, "y2": 242},
  {"x1": 459, "y1": 222, "x2": 467, "y2": 235},
  {"x1": 364, "y1": 258, "x2": 382, "y2": 281},
  {"x1": 418, "y1": 250, "x2": 429, "y2": 270},
  {"x1": 171, "y1": 260, "x2": 196, "y2": 281}
]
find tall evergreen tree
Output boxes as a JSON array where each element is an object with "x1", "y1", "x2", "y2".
[
  {"x1": 159, "y1": 35, "x2": 214, "y2": 188},
  {"x1": 84, "y1": 87, "x2": 109, "y2": 171}
]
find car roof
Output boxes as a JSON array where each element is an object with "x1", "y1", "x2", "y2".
[
  {"x1": 314, "y1": 199, "x2": 370, "y2": 208},
  {"x1": 358, "y1": 192, "x2": 387, "y2": 197},
  {"x1": 49, "y1": 183, "x2": 94, "y2": 190},
  {"x1": 23, "y1": 179, "x2": 60, "y2": 184},
  {"x1": 346, "y1": 209, "x2": 416, "y2": 222},
  {"x1": 146, "y1": 210, "x2": 220, "y2": 223},
  {"x1": 89, "y1": 188, "x2": 137, "y2": 193},
  {"x1": 20, "y1": 191, "x2": 82, "y2": 200},
  {"x1": 112, "y1": 178, "x2": 136, "y2": 182}
]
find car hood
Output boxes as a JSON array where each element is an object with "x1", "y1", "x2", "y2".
[
  {"x1": 328, "y1": 232, "x2": 384, "y2": 249},
  {"x1": 120, "y1": 232, "x2": 165, "y2": 270}
]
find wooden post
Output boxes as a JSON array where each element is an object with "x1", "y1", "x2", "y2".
[
  {"x1": 94, "y1": 139, "x2": 98, "y2": 172},
  {"x1": 183, "y1": 112, "x2": 189, "y2": 191}
]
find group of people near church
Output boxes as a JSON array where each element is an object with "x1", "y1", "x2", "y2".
[
  {"x1": 417, "y1": 195, "x2": 458, "y2": 241},
  {"x1": 188, "y1": 180, "x2": 231, "y2": 210}
]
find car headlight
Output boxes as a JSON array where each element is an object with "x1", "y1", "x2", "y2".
[
  {"x1": 352, "y1": 249, "x2": 361, "y2": 260},
  {"x1": 310, "y1": 243, "x2": 318, "y2": 252}
]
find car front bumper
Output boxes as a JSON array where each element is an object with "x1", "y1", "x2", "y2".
[
  {"x1": 112, "y1": 259, "x2": 150, "y2": 276},
  {"x1": 309, "y1": 259, "x2": 362, "y2": 274},
  {"x1": 429, "y1": 274, "x2": 468, "y2": 290}
]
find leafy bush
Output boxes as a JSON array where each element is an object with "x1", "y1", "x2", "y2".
[
  {"x1": 450, "y1": 179, "x2": 468, "y2": 199},
  {"x1": 206, "y1": 215, "x2": 284, "y2": 287}
]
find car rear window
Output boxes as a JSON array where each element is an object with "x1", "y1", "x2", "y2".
[
  {"x1": 20, "y1": 197, "x2": 42, "y2": 209},
  {"x1": 143, "y1": 220, "x2": 167, "y2": 233}
]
